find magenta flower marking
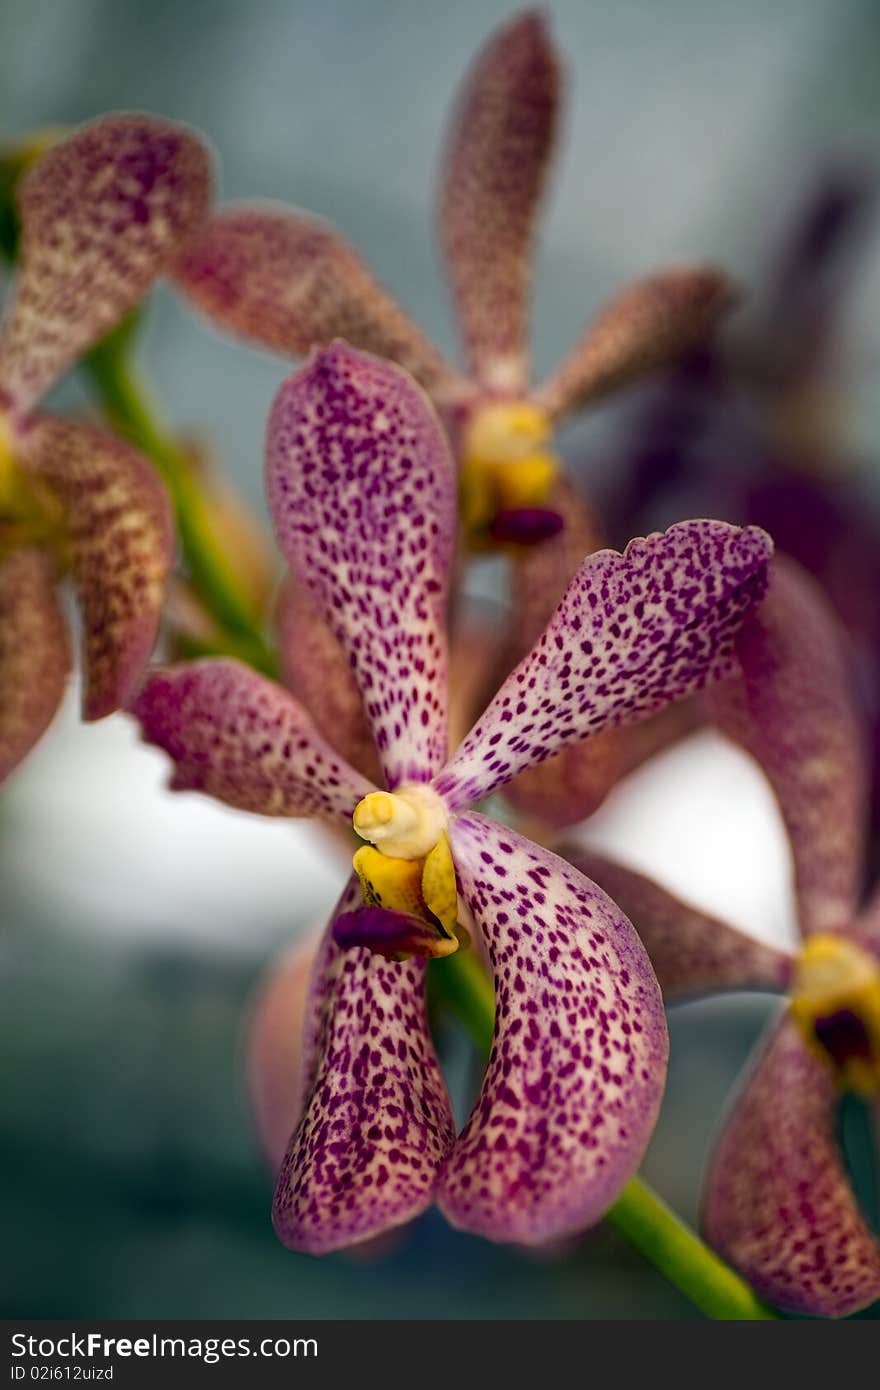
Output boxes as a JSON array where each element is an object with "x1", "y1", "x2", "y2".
[
  {"x1": 131, "y1": 343, "x2": 772, "y2": 1255},
  {"x1": 563, "y1": 557, "x2": 880, "y2": 1317},
  {"x1": 0, "y1": 114, "x2": 213, "y2": 779}
]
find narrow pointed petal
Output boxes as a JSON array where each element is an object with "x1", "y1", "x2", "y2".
[
  {"x1": 440, "y1": 814, "x2": 668, "y2": 1244},
  {"x1": 20, "y1": 416, "x2": 173, "y2": 719},
  {"x1": 273, "y1": 877, "x2": 456, "y2": 1253},
  {"x1": 559, "y1": 848, "x2": 793, "y2": 999},
  {"x1": 267, "y1": 343, "x2": 456, "y2": 789},
  {"x1": 0, "y1": 547, "x2": 69, "y2": 780},
  {"x1": 0, "y1": 115, "x2": 212, "y2": 414},
  {"x1": 535, "y1": 268, "x2": 737, "y2": 422},
  {"x1": 706, "y1": 557, "x2": 867, "y2": 938},
  {"x1": 276, "y1": 576, "x2": 381, "y2": 785},
  {"x1": 703, "y1": 1015, "x2": 880, "y2": 1317},
  {"x1": 175, "y1": 206, "x2": 463, "y2": 403},
  {"x1": 246, "y1": 936, "x2": 322, "y2": 1174},
  {"x1": 434, "y1": 520, "x2": 772, "y2": 810},
  {"x1": 130, "y1": 659, "x2": 376, "y2": 822},
  {"x1": 439, "y1": 11, "x2": 560, "y2": 391}
]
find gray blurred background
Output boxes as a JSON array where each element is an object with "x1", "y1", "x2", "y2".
[{"x1": 1, "y1": 0, "x2": 879, "y2": 1319}]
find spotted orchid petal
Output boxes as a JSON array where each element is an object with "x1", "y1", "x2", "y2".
[
  {"x1": 276, "y1": 576, "x2": 381, "y2": 785},
  {"x1": 273, "y1": 876, "x2": 456, "y2": 1253},
  {"x1": 247, "y1": 936, "x2": 321, "y2": 1175},
  {"x1": 706, "y1": 557, "x2": 867, "y2": 938},
  {"x1": 0, "y1": 115, "x2": 212, "y2": 416},
  {"x1": 19, "y1": 416, "x2": 173, "y2": 719},
  {"x1": 0, "y1": 547, "x2": 69, "y2": 781},
  {"x1": 559, "y1": 847, "x2": 793, "y2": 999},
  {"x1": 534, "y1": 268, "x2": 737, "y2": 422},
  {"x1": 703, "y1": 1015, "x2": 880, "y2": 1317},
  {"x1": 439, "y1": 11, "x2": 560, "y2": 392},
  {"x1": 434, "y1": 521, "x2": 772, "y2": 811},
  {"x1": 130, "y1": 659, "x2": 376, "y2": 821},
  {"x1": 439, "y1": 815, "x2": 667, "y2": 1244},
  {"x1": 267, "y1": 343, "x2": 456, "y2": 789},
  {"x1": 175, "y1": 206, "x2": 464, "y2": 404}
]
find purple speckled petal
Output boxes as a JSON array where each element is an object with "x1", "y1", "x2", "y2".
[
  {"x1": 175, "y1": 205, "x2": 464, "y2": 404},
  {"x1": 129, "y1": 659, "x2": 376, "y2": 822},
  {"x1": 559, "y1": 847, "x2": 793, "y2": 1000},
  {"x1": 439, "y1": 814, "x2": 668, "y2": 1244},
  {"x1": 247, "y1": 935, "x2": 322, "y2": 1175},
  {"x1": 19, "y1": 416, "x2": 173, "y2": 719},
  {"x1": 0, "y1": 115, "x2": 212, "y2": 415},
  {"x1": 535, "y1": 267, "x2": 737, "y2": 422},
  {"x1": 434, "y1": 520, "x2": 772, "y2": 810},
  {"x1": 266, "y1": 343, "x2": 456, "y2": 789},
  {"x1": 276, "y1": 575, "x2": 382, "y2": 785},
  {"x1": 273, "y1": 876, "x2": 456, "y2": 1253},
  {"x1": 703, "y1": 1014, "x2": 880, "y2": 1318},
  {"x1": 0, "y1": 547, "x2": 70, "y2": 781},
  {"x1": 439, "y1": 11, "x2": 560, "y2": 392},
  {"x1": 706, "y1": 556, "x2": 867, "y2": 938}
]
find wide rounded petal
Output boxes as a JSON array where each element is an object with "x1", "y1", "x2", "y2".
[
  {"x1": 706, "y1": 556, "x2": 867, "y2": 938},
  {"x1": 20, "y1": 415, "x2": 174, "y2": 719},
  {"x1": 434, "y1": 520, "x2": 772, "y2": 810},
  {"x1": 273, "y1": 877, "x2": 456, "y2": 1254},
  {"x1": 129, "y1": 659, "x2": 376, "y2": 822},
  {"x1": 0, "y1": 547, "x2": 69, "y2": 780},
  {"x1": 266, "y1": 342, "x2": 456, "y2": 789},
  {"x1": 560, "y1": 847, "x2": 793, "y2": 1000},
  {"x1": 439, "y1": 11, "x2": 560, "y2": 392},
  {"x1": 0, "y1": 114, "x2": 212, "y2": 415},
  {"x1": 246, "y1": 935, "x2": 322, "y2": 1175},
  {"x1": 175, "y1": 205, "x2": 463, "y2": 404},
  {"x1": 276, "y1": 576, "x2": 381, "y2": 785},
  {"x1": 703, "y1": 1015, "x2": 880, "y2": 1317},
  {"x1": 439, "y1": 814, "x2": 668, "y2": 1245},
  {"x1": 535, "y1": 268, "x2": 737, "y2": 422}
]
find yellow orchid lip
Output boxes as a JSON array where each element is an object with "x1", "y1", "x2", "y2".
[
  {"x1": 790, "y1": 933, "x2": 880, "y2": 1095},
  {"x1": 459, "y1": 400, "x2": 560, "y2": 535},
  {"x1": 350, "y1": 788, "x2": 461, "y2": 959}
]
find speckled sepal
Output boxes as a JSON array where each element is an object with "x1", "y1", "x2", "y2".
[
  {"x1": 129, "y1": 658, "x2": 377, "y2": 821},
  {"x1": 439, "y1": 814, "x2": 668, "y2": 1244},
  {"x1": 266, "y1": 343, "x2": 456, "y2": 789}
]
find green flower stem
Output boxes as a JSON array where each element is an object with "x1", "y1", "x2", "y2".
[
  {"x1": 84, "y1": 337, "x2": 277, "y2": 677},
  {"x1": 431, "y1": 949, "x2": 778, "y2": 1320}
]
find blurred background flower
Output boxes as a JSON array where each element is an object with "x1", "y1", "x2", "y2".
[{"x1": 1, "y1": 0, "x2": 879, "y2": 1318}]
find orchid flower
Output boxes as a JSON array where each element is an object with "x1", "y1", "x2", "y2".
[
  {"x1": 562, "y1": 556, "x2": 880, "y2": 1317},
  {"x1": 0, "y1": 114, "x2": 213, "y2": 780},
  {"x1": 173, "y1": 10, "x2": 734, "y2": 550},
  {"x1": 173, "y1": 10, "x2": 734, "y2": 830},
  {"x1": 130, "y1": 341, "x2": 771, "y2": 1253}
]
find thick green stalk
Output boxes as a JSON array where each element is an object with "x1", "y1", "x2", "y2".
[
  {"x1": 84, "y1": 338, "x2": 277, "y2": 676},
  {"x1": 431, "y1": 950, "x2": 779, "y2": 1320}
]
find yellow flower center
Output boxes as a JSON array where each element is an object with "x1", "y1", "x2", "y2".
[
  {"x1": 790, "y1": 933, "x2": 880, "y2": 1095},
  {"x1": 351, "y1": 786, "x2": 460, "y2": 957},
  {"x1": 459, "y1": 400, "x2": 560, "y2": 534}
]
